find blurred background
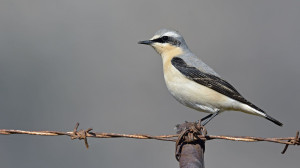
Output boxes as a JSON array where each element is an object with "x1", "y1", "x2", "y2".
[{"x1": 0, "y1": 0, "x2": 299, "y2": 167}]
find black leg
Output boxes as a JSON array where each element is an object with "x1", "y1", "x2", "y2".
[
  {"x1": 200, "y1": 113, "x2": 213, "y2": 122},
  {"x1": 201, "y1": 110, "x2": 220, "y2": 126}
]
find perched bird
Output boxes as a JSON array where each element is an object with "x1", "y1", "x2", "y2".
[{"x1": 138, "y1": 29, "x2": 283, "y2": 126}]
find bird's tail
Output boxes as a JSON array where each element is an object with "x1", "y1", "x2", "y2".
[
  {"x1": 265, "y1": 114, "x2": 283, "y2": 127},
  {"x1": 240, "y1": 104, "x2": 283, "y2": 126}
]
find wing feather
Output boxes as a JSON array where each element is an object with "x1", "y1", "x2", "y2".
[{"x1": 171, "y1": 57, "x2": 264, "y2": 113}]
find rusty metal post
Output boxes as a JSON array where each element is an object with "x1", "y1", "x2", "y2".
[{"x1": 176, "y1": 122, "x2": 206, "y2": 168}]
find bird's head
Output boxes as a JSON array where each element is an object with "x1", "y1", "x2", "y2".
[{"x1": 138, "y1": 29, "x2": 188, "y2": 57}]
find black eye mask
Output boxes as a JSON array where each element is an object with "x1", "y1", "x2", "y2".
[{"x1": 152, "y1": 36, "x2": 181, "y2": 46}]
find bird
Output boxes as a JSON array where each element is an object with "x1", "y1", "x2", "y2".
[{"x1": 138, "y1": 29, "x2": 283, "y2": 126}]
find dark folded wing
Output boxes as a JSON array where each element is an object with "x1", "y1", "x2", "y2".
[{"x1": 171, "y1": 57, "x2": 264, "y2": 113}]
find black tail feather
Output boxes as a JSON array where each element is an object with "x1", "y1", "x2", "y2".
[{"x1": 265, "y1": 114, "x2": 283, "y2": 127}]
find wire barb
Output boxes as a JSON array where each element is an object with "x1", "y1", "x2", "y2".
[
  {"x1": 281, "y1": 131, "x2": 299, "y2": 154},
  {"x1": 70, "y1": 122, "x2": 93, "y2": 149}
]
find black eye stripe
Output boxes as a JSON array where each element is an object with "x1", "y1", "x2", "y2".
[
  {"x1": 161, "y1": 36, "x2": 169, "y2": 42},
  {"x1": 152, "y1": 36, "x2": 181, "y2": 46},
  {"x1": 151, "y1": 36, "x2": 168, "y2": 43}
]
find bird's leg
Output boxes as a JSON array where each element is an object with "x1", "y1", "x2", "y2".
[
  {"x1": 200, "y1": 110, "x2": 220, "y2": 126},
  {"x1": 200, "y1": 114, "x2": 213, "y2": 122}
]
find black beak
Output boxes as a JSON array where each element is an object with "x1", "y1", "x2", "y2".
[{"x1": 138, "y1": 40, "x2": 153, "y2": 45}]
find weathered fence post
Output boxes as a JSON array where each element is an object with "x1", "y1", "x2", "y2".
[{"x1": 176, "y1": 122, "x2": 206, "y2": 168}]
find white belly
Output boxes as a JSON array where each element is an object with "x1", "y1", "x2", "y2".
[{"x1": 163, "y1": 64, "x2": 238, "y2": 113}]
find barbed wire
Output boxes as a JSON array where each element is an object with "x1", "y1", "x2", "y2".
[{"x1": 0, "y1": 122, "x2": 299, "y2": 154}]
